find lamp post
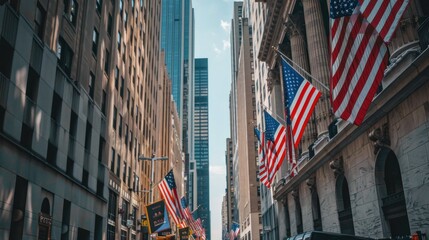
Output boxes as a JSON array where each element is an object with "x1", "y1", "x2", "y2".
[{"x1": 138, "y1": 155, "x2": 168, "y2": 203}]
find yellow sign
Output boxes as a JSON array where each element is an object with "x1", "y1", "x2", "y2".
[{"x1": 142, "y1": 219, "x2": 149, "y2": 226}]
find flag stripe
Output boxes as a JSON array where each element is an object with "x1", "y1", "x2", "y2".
[
  {"x1": 330, "y1": 2, "x2": 389, "y2": 125},
  {"x1": 158, "y1": 171, "x2": 185, "y2": 226},
  {"x1": 359, "y1": 0, "x2": 409, "y2": 43}
]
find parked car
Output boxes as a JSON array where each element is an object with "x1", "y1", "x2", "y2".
[{"x1": 286, "y1": 231, "x2": 375, "y2": 240}]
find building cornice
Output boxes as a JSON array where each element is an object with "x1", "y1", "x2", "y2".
[{"x1": 258, "y1": 0, "x2": 294, "y2": 66}]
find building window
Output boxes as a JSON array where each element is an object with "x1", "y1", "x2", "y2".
[
  {"x1": 110, "y1": 148, "x2": 115, "y2": 171},
  {"x1": 120, "y1": 77, "x2": 124, "y2": 98},
  {"x1": 126, "y1": 89, "x2": 130, "y2": 109},
  {"x1": 89, "y1": 72, "x2": 95, "y2": 98},
  {"x1": 119, "y1": 0, "x2": 123, "y2": 15},
  {"x1": 107, "y1": 14, "x2": 113, "y2": 37},
  {"x1": 107, "y1": 224, "x2": 115, "y2": 240},
  {"x1": 112, "y1": 106, "x2": 117, "y2": 129},
  {"x1": 92, "y1": 28, "x2": 99, "y2": 56},
  {"x1": 124, "y1": 11, "x2": 128, "y2": 27},
  {"x1": 101, "y1": 90, "x2": 107, "y2": 115},
  {"x1": 104, "y1": 49, "x2": 110, "y2": 73},
  {"x1": 64, "y1": 0, "x2": 78, "y2": 26},
  {"x1": 35, "y1": 2, "x2": 46, "y2": 40},
  {"x1": 57, "y1": 37, "x2": 73, "y2": 75},
  {"x1": 108, "y1": 190, "x2": 117, "y2": 221},
  {"x1": 115, "y1": 67, "x2": 119, "y2": 90},
  {"x1": 96, "y1": 0, "x2": 103, "y2": 14},
  {"x1": 118, "y1": 115, "x2": 122, "y2": 137},
  {"x1": 121, "y1": 200, "x2": 129, "y2": 226},
  {"x1": 120, "y1": 230, "x2": 127, "y2": 240},
  {"x1": 117, "y1": 32, "x2": 121, "y2": 51},
  {"x1": 116, "y1": 155, "x2": 121, "y2": 177},
  {"x1": 122, "y1": 161, "x2": 127, "y2": 183}
]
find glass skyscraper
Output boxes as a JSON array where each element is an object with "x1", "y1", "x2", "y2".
[
  {"x1": 161, "y1": 0, "x2": 185, "y2": 117},
  {"x1": 194, "y1": 58, "x2": 210, "y2": 238}
]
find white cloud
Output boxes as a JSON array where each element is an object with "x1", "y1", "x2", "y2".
[
  {"x1": 220, "y1": 20, "x2": 231, "y2": 32},
  {"x1": 213, "y1": 43, "x2": 222, "y2": 55},
  {"x1": 210, "y1": 165, "x2": 226, "y2": 175},
  {"x1": 222, "y1": 40, "x2": 230, "y2": 50}
]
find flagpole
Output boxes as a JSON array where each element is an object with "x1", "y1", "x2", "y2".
[
  {"x1": 261, "y1": 104, "x2": 287, "y2": 126},
  {"x1": 272, "y1": 46, "x2": 330, "y2": 92}
]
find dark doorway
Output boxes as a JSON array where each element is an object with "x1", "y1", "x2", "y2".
[
  {"x1": 376, "y1": 148, "x2": 410, "y2": 237},
  {"x1": 336, "y1": 175, "x2": 355, "y2": 235},
  {"x1": 312, "y1": 188, "x2": 323, "y2": 231}
]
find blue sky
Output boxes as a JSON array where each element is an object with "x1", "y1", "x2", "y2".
[{"x1": 193, "y1": 0, "x2": 236, "y2": 239}]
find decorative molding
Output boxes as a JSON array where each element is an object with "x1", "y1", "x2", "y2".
[
  {"x1": 329, "y1": 157, "x2": 344, "y2": 178},
  {"x1": 368, "y1": 124, "x2": 390, "y2": 154}
]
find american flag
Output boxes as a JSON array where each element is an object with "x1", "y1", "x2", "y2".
[
  {"x1": 158, "y1": 170, "x2": 185, "y2": 225},
  {"x1": 264, "y1": 110, "x2": 286, "y2": 185},
  {"x1": 230, "y1": 222, "x2": 240, "y2": 240},
  {"x1": 281, "y1": 58, "x2": 321, "y2": 148},
  {"x1": 358, "y1": 0, "x2": 409, "y2": 43},
  {"x1": 330, "y1": 0, "x2": 389, "y2": 125},
  {"x1": 181, "y1": 197, "x2": 197, "y2": 233},
  {"x1": 254, "y1": 128, "x2": 271, "y2": 188}
]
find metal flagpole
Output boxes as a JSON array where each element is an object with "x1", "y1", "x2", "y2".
[{"x1": 272, "y1": 46, "x2": 330, "y2": 92}]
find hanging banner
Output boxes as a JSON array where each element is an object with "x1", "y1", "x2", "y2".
[
  {"x1": 179, "y1": 227, "x2": 190, "y2": 240},
  {"x1": 145, "y1": 200, "x2": 170, "y2": 233}
]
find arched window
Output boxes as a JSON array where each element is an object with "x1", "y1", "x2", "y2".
[
  {"x1": 336, "y1": 175, "x2": 354, "y2": 235},
  {"x1": 41, "y1": 198, "x2": 50, "y2": 214},
  {"x1": 311, "y1": 189, "x2": 322, "y2": 231},
  {"x1": 375, "y1": 148, "x2": 410, "y2": 238}
]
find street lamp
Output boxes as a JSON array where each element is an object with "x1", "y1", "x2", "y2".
[{"x1": 138, "y1": 155, "x2": 168, "y2": 203}]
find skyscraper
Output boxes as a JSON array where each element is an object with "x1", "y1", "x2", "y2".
[
  {"x1": 160, "y1": 0, "x2": 195, "y2": 211},
  {"x1": 161, "y1": 0, "x2": 184, "y2": 117},
  {"x1": 194, "y1": 58, "x2": 210, "y2": 238}
]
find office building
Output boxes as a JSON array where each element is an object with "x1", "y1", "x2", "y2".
[
  {"x1": 193, "y1": 58, "x2": 210, "y2": 238},
  {"x1": 160, "y1": 0, "x2": 195, "y2": 215},
  {"x1": 0, "y1": 0, "x2": 178, "y2": 239}
]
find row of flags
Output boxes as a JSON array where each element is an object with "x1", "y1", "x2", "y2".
[
  {"x1": 151, "y1": 170, "x2": 206, "y2": 239},
  {"x1": 255, "y1": 0, "x2": 409, "y2": 186}
]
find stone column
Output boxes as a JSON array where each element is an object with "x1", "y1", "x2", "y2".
[
  {"x1": 302, "y1": 0, "x2": 332, "y2": 137},
  {"x1": 286, "y1": 16, "x2": 317, "y2": 154}
]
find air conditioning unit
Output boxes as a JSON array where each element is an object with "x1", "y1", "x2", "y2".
[{"x1": 127, "y1": 219, "x2": 133, "y2": 228}]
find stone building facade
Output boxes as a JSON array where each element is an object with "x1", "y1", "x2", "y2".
[
  {"x1": 255, "y1": 0, "x2": 429, "y2": 239},
  {"x1": 0, "y1": 0, "x2": 176, "y2": 239}
]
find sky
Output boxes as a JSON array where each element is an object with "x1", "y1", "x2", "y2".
[{"x1": 193, "y1": 0, "x2": 236, "y2": 239}]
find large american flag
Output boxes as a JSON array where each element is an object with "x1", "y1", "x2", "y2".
[
  {"x1": 282, "y1": 58, "x2": 321, "y2": 148},
  {"x1": 358, "y1": 0, "x2": 409, "y2": 43},
  {"x1": 264, "y1": 110, "x2": 286, "y2": 184},
  {"x1": 330, "y1": 0, "x2": 389, "y2": 125},
  {"x1": 158, "y1": 170, "x2": 185, "y2": 225},
  {"x1": 254, "y1": 128, "x2": 271, "y2": 188}
]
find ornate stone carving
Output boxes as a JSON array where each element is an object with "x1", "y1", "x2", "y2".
[
  {"x1": 329, "y1": 157, "x2": 344, "y2": 178},
  {"x1": 368, "y1": 124, "x2": 390, "y2": 154},
  {"x1": 266, "y1": 66, "x2": 280, "y2": 92},
  {"x1": 291, "y1": 189, "x2": 299, "y2": 201},
  {"x1": 306, "y1": 176, "x2": 316, "y2": 192}
]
